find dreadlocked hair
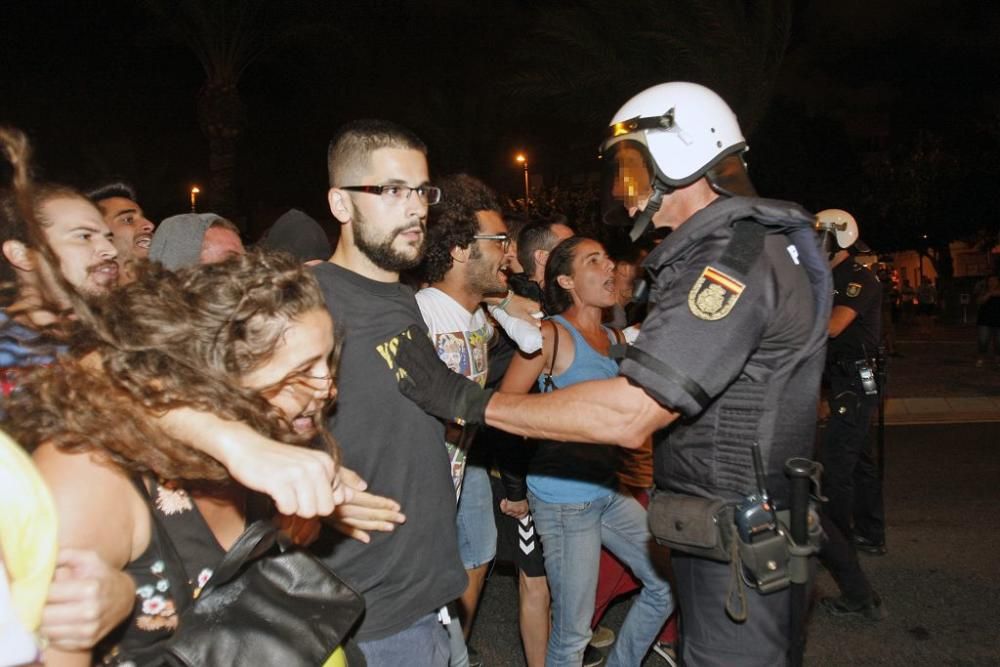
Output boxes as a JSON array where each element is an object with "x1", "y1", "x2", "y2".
[{"x1": 5, "y1": 248, "x2": 341, "y2": 481}]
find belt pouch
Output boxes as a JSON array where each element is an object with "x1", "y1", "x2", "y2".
[{"x1": 649, "y1": 491, "x2": 733, "y2": 562}]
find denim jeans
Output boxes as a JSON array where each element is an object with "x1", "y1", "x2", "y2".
[
  {"x1": 529, "y1": 490, "x2": 673, "y2": 667},
  {"x1": 357, "y1": 612, "x2": 450, "y2": 667},
  {"x1": 456, "y1": 463, "x2": 498, "y2": 569},
  {"x1": 977, "y1": 325, "x2": 1000, "y2": 356}
]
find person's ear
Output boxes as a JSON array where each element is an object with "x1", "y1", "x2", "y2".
[
  {"x1": 2, "y1": 240, "x2": 34, "y2": 272},
  {"x1": 450, "y1": 245, "x2": 470, "y2": 264},
  {"x1": 328, "y1": 188, "x2": 353, "y2": 224},
  {"x1": 556, "y1": 274, "x2": 574, "y2": 291}
]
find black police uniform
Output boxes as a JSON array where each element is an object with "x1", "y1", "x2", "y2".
[
  {"x1": 821, "y1": 257, "x2": 885, "y2": 547},
  {"x1": 619, "y1": 196, "x2": 831, "y2": 667}
]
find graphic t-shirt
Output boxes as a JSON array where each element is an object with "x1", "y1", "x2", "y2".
[
  {"x1": 0, "y1": 311, "x2": 66, "y2": 399},
  {"x1": 415, "y1": 287, "x2": 492, "y2": 497},
  {"x1": 310, "y1": 263, "x2": 466, "y2": 642}
]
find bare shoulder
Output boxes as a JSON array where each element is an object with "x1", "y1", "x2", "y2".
[
  {"x1": 33, "y1": 443, "x2": 148, "y2": 569},
  {"x1": 545, "y1": 320, "x2": 576, "y2": 376}
]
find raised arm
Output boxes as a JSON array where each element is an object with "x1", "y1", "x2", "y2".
[{"x1": 155, "y1": 409, "x2": 349, "y2": 518}]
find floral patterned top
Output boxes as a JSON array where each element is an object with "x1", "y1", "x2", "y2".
[{"x1": 98, "y1": 479, "x2": 230, "y2": 666}]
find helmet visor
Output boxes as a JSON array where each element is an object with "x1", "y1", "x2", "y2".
[{"x1": 600, "y1": 139, "x2": 655, "y2": 226}]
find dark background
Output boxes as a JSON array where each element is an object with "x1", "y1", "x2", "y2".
[{"x1": 2, "y1": 0, "x2": 998, "y2": 253}]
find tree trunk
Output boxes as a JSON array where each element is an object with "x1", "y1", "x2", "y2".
[{"x1": 197, "y1": 81, "x2": 246, "y2": 224}]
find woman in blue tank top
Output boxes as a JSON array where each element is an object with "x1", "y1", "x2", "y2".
[{"x1": 501, "y1": 237, "x2": 674, "y2": 667}]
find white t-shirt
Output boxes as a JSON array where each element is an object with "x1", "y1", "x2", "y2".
[{"x1": 415, "y1": 287, "x2": 494, "y2": 498}]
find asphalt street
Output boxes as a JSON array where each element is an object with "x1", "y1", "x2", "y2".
[{"x1": 469, "y1": 422, "x2": 1000, "y2": 666}]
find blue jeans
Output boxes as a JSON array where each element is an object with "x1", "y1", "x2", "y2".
[
  {"x1": 529, "y1": 490, "x2": 673, "y2": 667},
  {"x1": 357, "y1": 612, "x2": 450, "y2": 667},
  {"x1": 456, "y1": 463, "x2": 498, "y2": 569}
]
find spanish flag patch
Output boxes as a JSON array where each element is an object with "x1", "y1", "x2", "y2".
[{"x1": 688, "y1": 266, "x2": 746, "y2": 320}]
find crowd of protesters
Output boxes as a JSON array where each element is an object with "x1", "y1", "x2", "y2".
[{"x1": 0, "y1": 80, "x2": 915, "y2": 667}]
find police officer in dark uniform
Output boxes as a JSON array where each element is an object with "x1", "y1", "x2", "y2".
[
  {"x1": 815, "y1": 209, "x2": 886, "y2": 556},
  {"x1": 389, "y1": 82, "x2": 833, "y2": 666}
]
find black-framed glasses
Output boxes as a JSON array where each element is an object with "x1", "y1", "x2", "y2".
[
  {"x1": 473, "y1": 233, "x2": 512, "y2": 253},
  {"x1": 340, "y1": 184, "x2": 442, "y2": 205}
]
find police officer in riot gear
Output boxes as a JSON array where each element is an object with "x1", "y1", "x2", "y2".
[
  {"x1": 389, "y1": 82, "x2": 833, "y2": 666},
  {"x1": 816, "y1": 208, "x2": 887, "y2": 556}
]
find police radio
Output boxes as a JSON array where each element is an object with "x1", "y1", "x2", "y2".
[
  {"x1": 735, "y1": 442, "x2": 778, "y2": 542},
  {"x1": 734, "y1": 442, "x2": 792, "y2": 594}
]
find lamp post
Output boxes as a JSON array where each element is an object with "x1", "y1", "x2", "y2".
[
  {"x1": 190, "y1": 186, "x2": 201, "y2": 213},
  {"x1": 515, "y1": 153, "x2": 529, "y2": 205}
]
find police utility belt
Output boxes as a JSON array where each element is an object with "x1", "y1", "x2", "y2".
[
  {"x1": 827, "y1": 355, "x2": 878, "y2": 396},
  {"x1": 648, "y1": 460, "x2": 824, "y2": 621}
]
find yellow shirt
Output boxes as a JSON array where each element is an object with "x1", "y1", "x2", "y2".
[{"x1": 0, "y1": 429, "x2": 59, "y2": 630}]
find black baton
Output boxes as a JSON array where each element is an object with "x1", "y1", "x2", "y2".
[
  {"x1": 876, "y1": 345, "x2": 888, "y2": 483},
  {"x1": 785, "y1": 458, "x2": 816, "y2": 667}
]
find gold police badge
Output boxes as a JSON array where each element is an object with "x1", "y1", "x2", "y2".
[
  {"x1": 846, "y1": 282, "x2": 862, "y2": 297},
  {"x1": 688, "y1": 266, "x2": 745, "y2": 320}
]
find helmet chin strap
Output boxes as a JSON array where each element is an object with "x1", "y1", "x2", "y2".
[{"x1": 628, "y1": 183, "x2": 671, "y2": 242}]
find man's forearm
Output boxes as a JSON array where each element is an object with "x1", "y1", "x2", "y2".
[{"x1": 484, "y1": 376, "x2": 676, "y2": 449}]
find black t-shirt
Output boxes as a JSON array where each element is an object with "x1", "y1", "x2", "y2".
[
  {"x1": 619, "y1": 197, "x2": 830, "y2": 503},
  {"x1": 828, "y1": 258, "x2": 882, "y2": 363},
  {"x1": 310, "y1": 262, "x2": 466, "y2": 642}
]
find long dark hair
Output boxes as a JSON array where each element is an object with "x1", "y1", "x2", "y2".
[{"x1": 542, "y1": 236, "x2": 588, "y2": 315}]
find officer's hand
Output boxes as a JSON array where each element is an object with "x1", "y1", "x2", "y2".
[{"x1": 387, "y1": 325, "x2": 494, "y2": 425}]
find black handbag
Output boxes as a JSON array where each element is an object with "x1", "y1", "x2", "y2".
[{"x1": 128, "y1": 479, "x2": 365, "y2": 666}]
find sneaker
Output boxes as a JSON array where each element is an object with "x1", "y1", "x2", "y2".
[
  {"x1": 820, "y1": 591, "x2": 887, "y2": 621},
  {"x1": 589, "y1": 625, "x2": 615, "y2": 648},
  {"x1": 851, "y1": 535, "x2": 887, "y2": 556},
  {"x1": 467, "y1": 646, "x2": 483, "y2": 667},
  {"x1": 652, "y1": 640, "x2": 678, "y2": 666},
  {"x1": 583, "y1": 644, "x2": 606, "y2": 667}
]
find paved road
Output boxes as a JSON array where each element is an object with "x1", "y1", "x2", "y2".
[{"x1": 469, "y1": 422, "x2": 1000, "y2": 666}]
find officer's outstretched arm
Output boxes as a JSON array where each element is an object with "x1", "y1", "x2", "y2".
[{"x1": 484, "y1": 376, "x2": 677, "y2": 449}]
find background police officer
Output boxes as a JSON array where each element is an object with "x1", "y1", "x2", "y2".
[
  {"x1": 816, "y1": 209, "x2": 887, "y2": 556},
  {"x1": 391, "y1": 82, "x2": 833, "y2": 666}
]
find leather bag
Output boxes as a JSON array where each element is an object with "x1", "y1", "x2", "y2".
[{"x1": 129, "y1": 480, "x2": 365, "y2": 666}]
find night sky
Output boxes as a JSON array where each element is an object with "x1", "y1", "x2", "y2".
[{"x1": 2, "y1": 1, "x2": 998, "y2": 246}]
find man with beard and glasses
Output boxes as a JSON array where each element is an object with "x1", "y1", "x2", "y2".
[
  {"x1": 414, "y1": 173, "x2": 536, "y2": 665},
  {"x1": 86, "y1": 182, "x2": 154, "y2": 284},
  {"x1": 302, "y1": 119, "x2": 466, "y2": 666}
]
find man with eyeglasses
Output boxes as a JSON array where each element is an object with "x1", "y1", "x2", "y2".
[
  {"x1": 413, "y1": 173, "x2": 552, "y2": 665},
  {"x1": 304, "y1": 119, "x2": 466, "y2": 666}
]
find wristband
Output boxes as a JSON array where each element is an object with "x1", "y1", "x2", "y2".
[{"x1": 496, "y1": 289, "x2": 514, "y2": 311}]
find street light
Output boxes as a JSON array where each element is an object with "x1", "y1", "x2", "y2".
[
  {"x1": 515, "y1": 153, "x2": 529, "y2": 205},
  {"x1": 190, "y1": 186, "x2": 201, "y2": 213}
]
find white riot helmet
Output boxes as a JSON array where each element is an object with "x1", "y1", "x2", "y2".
[
  {"x1": 600, "y1": 82, "x2": 750, "y2": 240},
  {"x1": 815, "y1": 208, "x2": 870, "y2": 256}
]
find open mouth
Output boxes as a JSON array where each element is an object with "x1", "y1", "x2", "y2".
[
  {"x1": 603, "y1": 277, "x2": 616, "y2": 292},
  {"x1": 91, "y1": 261, "x2": 119, "y2": 285},
  {"x1": 291, "y1": 411, "x2": 319, "y2": 435},
  {"x1": 134, "y1": 234, "x2": 152, "y2": 250}
]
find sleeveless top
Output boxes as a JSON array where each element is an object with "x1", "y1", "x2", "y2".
[
  {"x1": 526, "y1": 315, "x2": 621, "y2": 504},
  {"x1": 98, "y1": 479, "x2": 228, "y2": 665}
]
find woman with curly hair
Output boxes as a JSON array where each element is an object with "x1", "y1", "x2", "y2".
[
  {"x1": 5, "y1": 248, "x2": 375, "y2": 666},
  {"x1": 499, "y1": 237, "x2": 674, "y2": 667}
]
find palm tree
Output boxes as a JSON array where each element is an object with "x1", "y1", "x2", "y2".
[
  {"x1": 505, "y1": 0, "x2": 794, "y2": 135},
  {"x1": 142, "y1": 0, "x2": 341, "y2": 221}
]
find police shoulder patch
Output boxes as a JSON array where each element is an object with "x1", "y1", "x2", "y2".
[
  {"x1": 688, "y1": 266, "x2": 745, "y2": 321},
  {"x1": 846, "y1": 282, "x2": 862, "y2": 298}
]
